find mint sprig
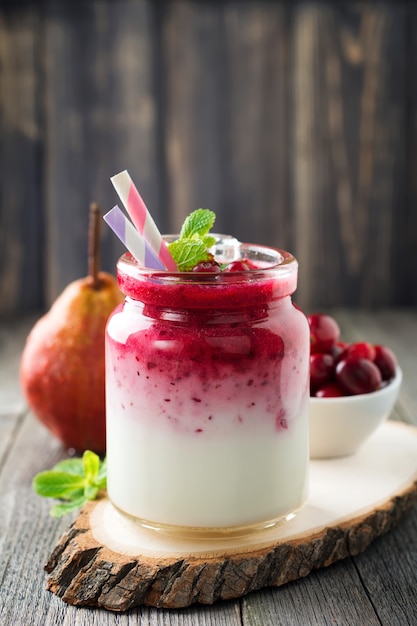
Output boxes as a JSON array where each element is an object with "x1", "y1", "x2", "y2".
[
  {"x1": 33, "y1": 450, "x2": 107, "y2": 518},
  {"x1": 168, "y1": 209, "x2": 216, "y2": 271},
  {"x1": 179, "y1": 208, "x2": 216, "y2": 239}
]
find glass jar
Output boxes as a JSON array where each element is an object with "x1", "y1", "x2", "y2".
[{"x1": 105, "y1": 237, "x2": 309, "y2": 536}]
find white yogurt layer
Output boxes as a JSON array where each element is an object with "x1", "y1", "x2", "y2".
[{"x1": 106, "y1": 376, "x2": 309, "y2": 528}]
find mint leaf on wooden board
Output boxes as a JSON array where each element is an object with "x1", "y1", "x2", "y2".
[
  {"x1": 51, "y1": 457, "x2": 85, "y2": 476},
  {"x1": 33, "y1": 450, "x2": 107, "y2": 517},
  {"x1": 50, "y1": 496, "x2": 88, "y2": 518},
  {"x1": 33, "y1": 472, "x2": 85, "y2": 499}
]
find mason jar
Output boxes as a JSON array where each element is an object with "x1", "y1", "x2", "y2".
[{"x1": 105, "y1": 237, "x2": 309, "y2": 536}]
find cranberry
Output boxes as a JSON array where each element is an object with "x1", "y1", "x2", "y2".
[
  {"x1": 329, "y1": 341, "x2": 348, "y2": 362},
  {"x1": 340, "y1": 342, "x2": 376, "y2": 362},
  {"x1": 308, "y1": 313, "x2": 340, "y2": 353},
  {"x1": 224, "y1": 260, "x2": 253, "y2": 272},
  {"x1": 192, "y1": 261, "x2": 222, "y2": 273},
  {"x1": 310, "y1": 353, "x2": 335, "y2": 392},
  {"x1": 307, "y1": 313, "x2": 399, "y2": 397},
  {"x1": 314, "y1": 383, "x2": 345, "y2": 398},
  {"x1": 336, "y1": 357, "x2": 382, "y2": 395},
  {"x1": 374, "y1": 345, "x2": 397, "y2": 380}
]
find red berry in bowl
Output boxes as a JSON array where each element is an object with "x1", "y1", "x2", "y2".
[
  {"x1": 314, "y1": 383, "x2": 345, "y2": 398},
  {"x1": 310, "y1": 353, "x2": 335, "y2": 392},
  {"x1": 374, "y1": 345, "x2": 397, "y2": 380},
  {"x1": 329, "y1": 341, "x2": 348, "y2": 362},
  {"x1": 336, "y1": 357, "x2": 382, "y2": 395},
  {"x1": 341, "y1": 341, "x2": 376, "y2": 362},
  {"x1": 307, "y1": 313, "x2": 399, "y2": 398},
  {"x1": 308, "y1": 313, "x2": 340, "y2": 354}
]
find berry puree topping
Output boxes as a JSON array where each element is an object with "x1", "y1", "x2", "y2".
[{"x1": 107, "y1": 297, "x2": 307, "y2": 436}]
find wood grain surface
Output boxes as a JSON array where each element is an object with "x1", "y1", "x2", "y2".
[
  {"x1": 1, "y1": 1, "x2": 417, "y2": 316},
  {"x1": 43, "y1": 429, "x2": 417, "y2": 610},
  {"x1": 0, "y1": 310, "x2": 416, "y2": 624}
]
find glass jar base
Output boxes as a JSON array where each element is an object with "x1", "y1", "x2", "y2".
[{"x1": 110, "y1": 500, "x2": 303, "y2": 541}]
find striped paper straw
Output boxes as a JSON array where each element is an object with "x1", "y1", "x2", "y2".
[
  {"x1": 111, "y1": 170, "x2": 177, "y2": 270},
  {"x1": 103, "y1": 206, "x2": 166, "y2": 270}
]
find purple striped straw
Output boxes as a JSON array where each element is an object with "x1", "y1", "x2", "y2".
[
  {"x1": 111, "y1": 170, "x2": 177, "y2": 270},
  {"x1": 103, "y1": 206, "x2": 166, "y2": 270}
]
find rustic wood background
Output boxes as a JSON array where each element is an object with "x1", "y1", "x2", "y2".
[{"x1": 1, "y1": 0, "x2": 416, "y2": 316}]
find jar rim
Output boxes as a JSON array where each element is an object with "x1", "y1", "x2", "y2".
[
  {"x1": 116, "y1": 239, "x2": 298, "y2": 307},
  {"x1": 117, "y1": 236, "x2": 297, "y2": 283}
]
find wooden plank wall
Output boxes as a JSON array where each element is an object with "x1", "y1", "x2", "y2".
[{"x1": 0, "y1": 0, "x2": 416, "y2": 316}]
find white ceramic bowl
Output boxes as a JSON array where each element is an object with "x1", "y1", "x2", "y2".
[{"x1": 309, "y1": 367, "x2": 402, "y2": 459}]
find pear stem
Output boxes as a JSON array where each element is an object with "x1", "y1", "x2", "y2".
[{"x1": 88, "y1": 202, "x2": 101, "y2": 289}]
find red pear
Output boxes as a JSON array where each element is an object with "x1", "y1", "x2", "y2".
[{"x1": 20, "y1": 204, "x2": 123, "y2": 454}]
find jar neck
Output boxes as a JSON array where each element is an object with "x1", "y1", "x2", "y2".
[{"x1": 124, "y1": 293, "x2": 293, "y2": 324}]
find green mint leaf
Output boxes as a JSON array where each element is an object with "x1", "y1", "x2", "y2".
[
  {"x1": 202, "y1": 234, "x2": 216, "y2": 249},
  {"x1": 168, "y1": 209, "x2": 217, "y2": 271},
  {"x1": 85, "y1": 484, "x2": 99, "y2": 501},
  {"x1": 51, "y1": 458, "x2": 85, "y2": 476},
  {"x1": 96, "y1": 457, "x2": 107, "y2": 489},
  {"x1": 179, "y1": 209, "x2": 215, "y2": 239},
  {"x1": 33, "y1": 471, "x2": 86, "y2": 499},
  {"x1": 50, "y1": 496, "x2": 88, "y2": 518},
  {"x1": 33, "y1": 450, "x2": 107, "y2": 518},
  {"x1": 82, "y1": 450, "x2": 100, "y2": 482},
  {"x1": 168, "y1": 238, "x2": 211, "y2": 271}
]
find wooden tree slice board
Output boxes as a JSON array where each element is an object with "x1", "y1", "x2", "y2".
[{"x1": 44, "y1": 421, "x2": 417, "y2": 611}]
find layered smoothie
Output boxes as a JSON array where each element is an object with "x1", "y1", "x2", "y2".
[{"x1": 106, "y1": 241, "x2": 309, "y2": 533}]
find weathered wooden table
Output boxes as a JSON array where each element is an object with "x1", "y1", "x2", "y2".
[{"x1": 1, "y1": 310, "x2": 416, "y2": 625}]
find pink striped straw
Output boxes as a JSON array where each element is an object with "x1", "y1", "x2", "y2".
[
  {"x1": 111, "y1": 170, "x2": 177, "y2": 270},
  {"x1": 103, "y1": 206, "x2": 166, "y2": 270}
]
